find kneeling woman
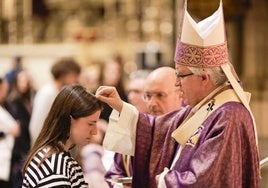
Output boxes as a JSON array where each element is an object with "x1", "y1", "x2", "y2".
[{"x1": 22, "y1": 84, "x2": 103, "y2": 187}]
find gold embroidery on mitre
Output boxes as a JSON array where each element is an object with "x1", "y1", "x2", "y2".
[
  {"x1": 174, "y1": 41, "x2": 228, "y2": 67},
  {"x1": 186, "y1": 125, "x2": 204, "y2": 147}
]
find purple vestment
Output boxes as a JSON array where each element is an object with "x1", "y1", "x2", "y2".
[
  {"x1": 105, "y1": 153, "x2": 134, "y2": 187},
  {"x1": 132, "y1": 102, "x2": 259, "y2": 188}
]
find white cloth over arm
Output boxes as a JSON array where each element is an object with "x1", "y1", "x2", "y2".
[
  {"x1": 0, "y1": 106, "x2": 17, "y2": 181},
  {"x1": 0, "y1": 106, "x2": 17, "y2": 132},
  {"x1": 103, "y1": 102, "x2": 139, "y2": 156},
  {"x1": 29, "y1": 84, "x2": 58, "y2": 146}
]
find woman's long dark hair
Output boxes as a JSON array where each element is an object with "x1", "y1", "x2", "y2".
[{"x1": 22, "y1": 84, "x2": 102, "y2": 174}]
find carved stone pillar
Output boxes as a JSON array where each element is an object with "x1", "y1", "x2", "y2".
[
  {"x1": 2, "y1": 0, "x2": 17, "y2": 43},
  {"x1": 23, "y1": 0, "x2": 32, "y2": 43},
  {"x1": 243, "y1": 0, "x2": 268, "y2": 141}
]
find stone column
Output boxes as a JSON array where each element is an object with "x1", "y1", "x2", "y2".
[{"x1": 23, "y1": 0, "x2": 32, "y2": 43}]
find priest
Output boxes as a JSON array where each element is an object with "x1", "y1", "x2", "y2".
[{"x1": 96, "y1": 1, "x2": 260, "y2": 187}]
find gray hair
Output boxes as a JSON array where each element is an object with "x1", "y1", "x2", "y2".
[
  {"x1": 188, "y1": 64, "x2": 228, "y2": 86},
  {"x1": 129, "y1": 69, "x2": 151, "y2": 81}
]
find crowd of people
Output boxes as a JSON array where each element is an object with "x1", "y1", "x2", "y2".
[
  {"x1": 0, "y1": 0, "x2": 261, "y2": 188},
  {"x1": 0, "y1": 53, "x2": 181, "y2": 187}
]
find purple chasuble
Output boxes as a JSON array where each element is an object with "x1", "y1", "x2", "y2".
[
  {"x1": 132, "y1": 102, "x2": 260, "y2": 188},
  {"x1": 105, "y1": 153, "x2": 134, "y2": 187}
]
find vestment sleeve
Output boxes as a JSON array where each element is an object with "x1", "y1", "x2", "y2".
[{"x1": 103, "y1": 102, "x2": 139, "y2": 156}]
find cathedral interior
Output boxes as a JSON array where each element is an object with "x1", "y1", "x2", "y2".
[{"x1": 0, "y1": 0, "x2": 267, "y2": 186}]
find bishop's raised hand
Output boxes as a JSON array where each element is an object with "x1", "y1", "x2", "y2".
[{"x1": 95, "y1": 86, "x2": 123, "y2": 112}]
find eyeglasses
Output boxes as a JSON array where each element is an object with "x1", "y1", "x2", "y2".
[
  {"x1": 142, "y1": 92, "x2": 168, "y2": 102},
  {"x1": 175, "y1": 72, "x2": 194, "y2": 80}
]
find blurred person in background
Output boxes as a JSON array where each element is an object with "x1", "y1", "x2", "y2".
[
  {"x1": 105, "y1": 67, "x2": 183, "y2": 187},
  {"x1": 7, "y1": 70, "x2": 36, "y2": 188},
  {"x1": 99, "y1": 54, "x2": 128, "y2": 122},
  {"x1": 79, "y1": 64, "x2": 102, "y2": 93},
  {"x1": 5, "y1": 56, "x2": 23, "y2": 86},
  {"x1": 126, "y1": 69, "x2": 151, "y2": 114},
  {"x1": 29, "y1": 57, "x2": 81, "y2": 146},
  {"x1": 0, "y1": 77, "x2": 20, "y2": 188},
  {"x1": 143, "y1": 66, "x2": 183, "y2": 115}
]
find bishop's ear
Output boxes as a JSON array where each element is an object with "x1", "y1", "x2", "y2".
[{"x1": 201, "y1": 73, "x2": 210, "y2": 83}]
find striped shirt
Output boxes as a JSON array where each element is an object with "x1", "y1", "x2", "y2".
[{"x1": 22, "y1": 148, "x2": 88, "y2": 188}]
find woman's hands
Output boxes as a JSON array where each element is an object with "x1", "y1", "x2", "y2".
[{"x1": 95, "y1": 86, "x2": 123, "y2": 112}]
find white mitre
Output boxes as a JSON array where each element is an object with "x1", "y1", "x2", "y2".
[
  {"x1": 174, "y1": 0, "x2": 258, "y2": 143},
  {"x1": 174, "y1": 0, "x2": 228, "y2": 67}
]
